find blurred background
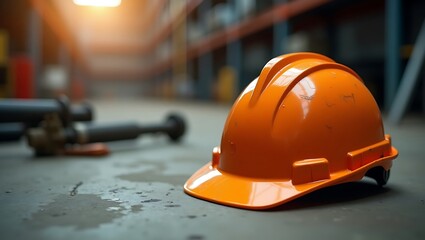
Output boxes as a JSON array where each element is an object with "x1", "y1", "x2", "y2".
[{"x1": 0, "y1": 0, "x2": 424, "y2": 114}]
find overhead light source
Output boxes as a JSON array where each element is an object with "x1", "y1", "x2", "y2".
[{"x1": 73, "y1": 0, "x2": 121, "y2": 7}]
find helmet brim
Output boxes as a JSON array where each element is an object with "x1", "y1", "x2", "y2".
[{"x1": 184, "y1": 147, "x2": 397, "y2": 210}]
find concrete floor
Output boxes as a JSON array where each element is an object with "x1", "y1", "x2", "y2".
[{"x1": 0, "y1": 99, "x2": 424, "y2": 240}]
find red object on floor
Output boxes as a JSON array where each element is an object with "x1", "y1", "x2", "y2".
[{"x1": 11, "y1": 56, "x2": 33, "y2": 99}]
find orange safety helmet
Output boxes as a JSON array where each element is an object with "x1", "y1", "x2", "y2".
[{"x1": 184, "y1": 52, "x2": 398, "y2": 210}]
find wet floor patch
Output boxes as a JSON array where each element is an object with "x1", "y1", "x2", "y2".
[
  {"x1": 25, "y1": 194, "x2": 125, "y2": 230},
  {"x1": 182, "y1": 214, "x2": 207, "y2": 219},
  {"x1": 187, "y1": 234, "x2": 205, "y2": 240},
  {"x1": 164, "y1": 204, "x2": 181, "y2": 208},
  {"x1": 131, "y1": 204, "x2": 143, "y2": 213},
  {"x1": 117, "y1": 169, "x2": 188, "y2": 186},
  {"x1": 116, "y1": 161, "x2": 188, "y2": 185},
  {"x1": 141, "y1": 198, "x2": 161, "y2": 203}
]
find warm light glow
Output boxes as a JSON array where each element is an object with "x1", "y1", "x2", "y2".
[{"x1": 73, "y1": 0, "x2": 121, "y2": 7}]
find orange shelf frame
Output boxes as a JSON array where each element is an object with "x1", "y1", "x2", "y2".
[
  {"x1": 142, "y1": 0, "x2": 331, "y2": 79},
  {"x1": 92, "y1": 0, "x2": 331, "y2": 80}
]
